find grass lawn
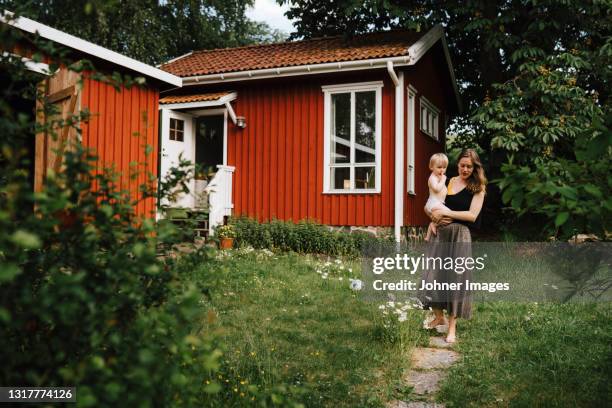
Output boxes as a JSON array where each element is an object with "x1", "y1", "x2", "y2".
[
  {"x1": 180, "y1": 247, "x2": 429, "y2": 407},
  {"x1": 439, "y1": 302, "x2": 612, "y2": 407},
  {"x1": 176, "y1": 246, "x2": 611, "y2": 407}
]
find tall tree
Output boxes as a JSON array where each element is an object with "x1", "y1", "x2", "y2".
[{"x1": 2, "y1": 0, "x2": 285, "y2": 65}]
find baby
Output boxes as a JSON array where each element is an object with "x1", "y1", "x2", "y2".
[{"x1": 424, "y1": 153, "x2": 450, "y2": 242}]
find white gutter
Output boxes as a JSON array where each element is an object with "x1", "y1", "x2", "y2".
[
  {"x1": 181, "y1": 55, "x2": 411, "y2": 86},
  {"x1": 1, "y1": 10, "x2": 182, "y2": 87},
  {"x1": 175, "y1": 25, "x2": 461, "y2": 113},
  {"x1": 388, "y1": 61, "x2": 404, "y2": 243}
]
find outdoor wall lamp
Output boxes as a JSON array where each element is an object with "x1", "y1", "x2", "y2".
[{"x1": 236, "y1": 116, "x2": 247, "y2": 129}]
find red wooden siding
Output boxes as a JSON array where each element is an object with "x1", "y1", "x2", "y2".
[
  {"x1": 80, "y1": 76, "x2": 159, "y2": 218},
  {"x1": 404, "y1": 47, "x2": 450, "y2": 227},
  {"x1": 225, "y1": 71, "x2": 396, "y2": 226}
]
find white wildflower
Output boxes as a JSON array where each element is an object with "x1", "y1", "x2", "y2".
[{"x1": 349, "y1": 279, "x2": 363, "y2": 291}]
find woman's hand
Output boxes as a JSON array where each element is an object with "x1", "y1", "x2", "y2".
[
  {"x1": 431, "y1": 209, "x2": 453, "y2": 226},
  {"x1": 436, "y1": 216, "x2": 453, "y2": 226},
  {"x1": 430, "y1": 209, "x2": 444, "y2": 223}
]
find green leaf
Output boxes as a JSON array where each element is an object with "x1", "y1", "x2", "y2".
[
  {"x1": 0, "y1": 264, "x2": 21, "y2": 283},
  {"x1": 555, "y1": 212, "x2": 570, "y2": 227},
  {"x1": 10, "y1": 230, "x2": 42, "y2": 249},
  {"x1": 203, "y1": 382, "x2": 221, "y2": 394},
  {"x1": 0, "y1": 307, "x2": 10, "y2": 323},
  {"x1": 583, "y1": 184, "x2": 602, "y2": 198}
]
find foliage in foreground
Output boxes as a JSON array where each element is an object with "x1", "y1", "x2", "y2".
[
  {"x1": 0, "y1": 21, "x2": 221, "y2": 407},
  {"x1": 231, "y1": 217, "x2": 394, "y2": 257}
]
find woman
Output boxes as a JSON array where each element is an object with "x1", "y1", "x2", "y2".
[{"x1": 420, "y1": 148, "x2": 487, "y2": 343}]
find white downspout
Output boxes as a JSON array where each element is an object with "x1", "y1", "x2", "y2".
[{"x1": 387, "y1": 61, "x2": 404, "y2": 243}]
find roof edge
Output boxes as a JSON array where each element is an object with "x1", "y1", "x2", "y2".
[
  {"x1": 159, "y1": 92, "x2": 237, "y2": 110},
  {"x1": 408, "y1": 25, "x2": 462, "y2": 114},
  {"x1": 180, "y1": 55, "x2": 412, "y2": 86},
  {"x1": 1, "y1": 10, "x2": 182, "y2": 87}
]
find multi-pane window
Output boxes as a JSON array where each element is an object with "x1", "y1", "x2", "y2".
[
  {"x1": 169, "y1": 118, "x2": 184, "y2": 142},
  {"x1": 323, "y1": 82, "x2": 382, "y2": 193},
  {"x1": 419, "y1": 97, "x2": 439, "y2": 140}
]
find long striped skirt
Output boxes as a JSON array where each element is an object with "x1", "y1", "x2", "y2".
[{"x1": 419, "y1": 222, "x2": 473, "y2": 319}]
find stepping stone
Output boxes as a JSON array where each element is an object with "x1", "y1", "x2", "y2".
[
  {"x1": 411, "y1": 347, "x2": 459, "y2": 370},
  {"x1": 429, "y1": 337, "x2": 453, "y2": 348},
  {"x1": 404, "y1": 370, "x2": 448, "y2": 394},
  {"x1": 386, "y1": 401, "x2": 446, "y2": 408}
]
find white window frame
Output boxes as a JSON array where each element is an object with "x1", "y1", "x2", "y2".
[
  {"x1": 322, "y1": 81, "x2": 383, "y2": 194},
  {"x1": 419, "y1": 96, "x2": 440, "y2": 140}
]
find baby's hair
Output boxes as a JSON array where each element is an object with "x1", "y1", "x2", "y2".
[{"x1": 429, "y1": 153, "x2": 448, "y2": 170}]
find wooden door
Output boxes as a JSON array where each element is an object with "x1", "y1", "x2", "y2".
[
  {"x1": 34, "y1": 68, "x2": 81, "y2": 192},
  {"x1": 159, "y1": 109, "x2": 195, "y2": 208}
]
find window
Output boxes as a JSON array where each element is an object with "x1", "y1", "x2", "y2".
[
  {"x1": 419, "y1": 97, "x2": 440, "y2": 140},
  {"x1": 322, "y1": 81, "x2": 382, "y2": 193},
  {"x1": 169, "y1": 118, "x2": 184, "y2": 141}
]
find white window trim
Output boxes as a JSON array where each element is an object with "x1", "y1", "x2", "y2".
[
  {"x1": 407, "y1": 85, "x2": 417, "y2": 195},
  {"x1": 322, "y1": 81, "x2": 383, "y2": 194},
  {"x1": 419, "y1": 96, "x2": 440, "y2": 141}
]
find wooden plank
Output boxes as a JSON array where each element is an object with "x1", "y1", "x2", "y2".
[
  {"x1": 34, "y1": 79, "x2": 49, "y2": 192},
  {"x1": 46, "y1": 85, "x2": 74, "y2": 104},
  {"x1": 53, "y1": 91, "x2": 78, "y2": 172}
]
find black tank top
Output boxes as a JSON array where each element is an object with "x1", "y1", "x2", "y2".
[{"x1": 445, "y1": 177, "x2": 482, "y2": 229}]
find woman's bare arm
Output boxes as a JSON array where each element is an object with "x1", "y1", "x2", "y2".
[{"x1": 439, "y1": 191, "x2": 485, "y2": 223}]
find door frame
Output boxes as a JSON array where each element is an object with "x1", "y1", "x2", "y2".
[{"x1": 190, "y1": 107, "x2": 228, "y2": 166}]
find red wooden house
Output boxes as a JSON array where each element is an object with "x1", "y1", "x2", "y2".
[
  {"x1": 159, "y1": 26, "x2": 461, "y2": 241},
  {"x1": 2, "y1": 12, "x2": 182, "y2": 217}
]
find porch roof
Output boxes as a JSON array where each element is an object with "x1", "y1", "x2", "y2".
[{"x1": 159, "y1": 91, "x2": 233, "y2": 105}]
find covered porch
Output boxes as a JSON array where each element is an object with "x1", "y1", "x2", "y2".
[{"x1": 158, "y1": 91, "x2": 244, "y2": 233}]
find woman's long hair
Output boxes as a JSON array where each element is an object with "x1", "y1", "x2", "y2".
[{"x1": 458, "y1": 149, "x2": 487, "y2": 194}]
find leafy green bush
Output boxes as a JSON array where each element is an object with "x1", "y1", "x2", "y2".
[
  {"x1": 474, "y1": 43, "x2": 611, "y2": 239},
  {"x1": 231, "y1": 217, "x2": 392, "y2": 257},
  {"x1": 0, "y1": 20, "x2": 222, "y2": 407}
]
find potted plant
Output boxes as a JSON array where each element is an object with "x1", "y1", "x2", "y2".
[{"x1": 216, "y1": 224, "x2": 236, "y2": 249}]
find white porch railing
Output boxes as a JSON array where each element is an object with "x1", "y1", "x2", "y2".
[{"x1": 204, "y1": 165, "x2": 235, "y2": 234}]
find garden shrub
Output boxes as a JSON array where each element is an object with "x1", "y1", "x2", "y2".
[
  {"x1": 231, "y1": 217, "x2": 392, "y2": 257},
  {"x1": 0, "y1": 21, "x2": 222, "y2": 407}
]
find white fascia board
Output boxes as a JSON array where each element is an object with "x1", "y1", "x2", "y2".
[
  {"x1": 159, "y1": 92, "x2": 237, "y2": 110},
  {"x1": 3, "y1": 51, "x2": 51, "y2": 75},
  {"x1": 181, "y1": 56, "x2": 410, "y2": 86},
  {"x1": 1, "y1": 11, "x2": 182, "y2": 87},
  {"x1": 408, "y1": 24, "x2": 462, "y2": 114}
]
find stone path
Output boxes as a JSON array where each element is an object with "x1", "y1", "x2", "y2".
[{"x1": 386, "y1": 336, "x2": 460, "y2": 408}]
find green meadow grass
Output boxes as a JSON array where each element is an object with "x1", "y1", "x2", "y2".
[
  {"x1": 182, "y1": 248, "x2": 429, "y2": 407},
  {"x1": 438, "y1": 301, "x2": 612, "y2": 408},
  {"x1": 177, "y1": 247, "x2": 610, "y2": 407}
]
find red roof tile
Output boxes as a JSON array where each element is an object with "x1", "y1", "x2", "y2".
[
  {"x1": 160, "y1": 30, "x2": 423, "y2": 77},
  {"x1": 159, "y1": 92, "x2": 231, "y2": 104}
]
